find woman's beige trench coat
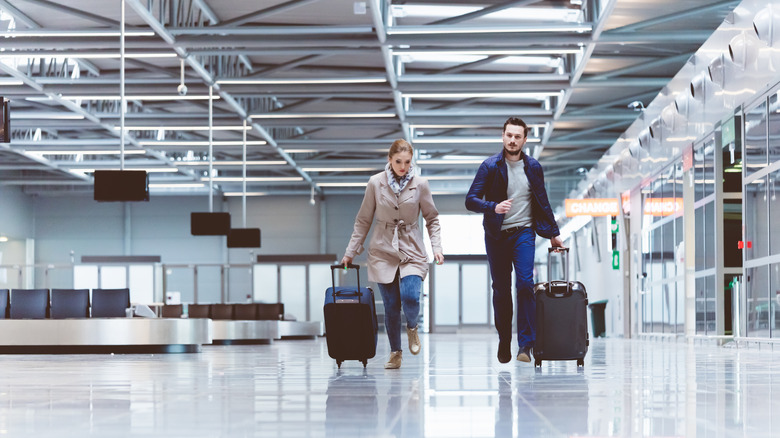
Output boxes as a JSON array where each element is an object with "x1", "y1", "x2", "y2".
[{"x1": 344, "y1": 172, "x2": 443, "y2": 284}]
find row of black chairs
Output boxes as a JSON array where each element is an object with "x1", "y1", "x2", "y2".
[
  {"x1": 0, "y1": 288, "x2": 130, "y2": 319},
  {"x1": 161, "y1": 303, "x2": 284, "y2": 320}
]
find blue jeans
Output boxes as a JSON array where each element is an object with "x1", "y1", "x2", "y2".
[
  {"x1": 377, "y1": 273, "x2": 422, "y2": 352},
  {"x1": 485, "y1": 227, "x2": 536, "y2": 350}
]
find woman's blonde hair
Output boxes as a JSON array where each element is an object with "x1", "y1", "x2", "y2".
[{"x1": 388, "y1": 139, "x2": 413, "y2": 158}]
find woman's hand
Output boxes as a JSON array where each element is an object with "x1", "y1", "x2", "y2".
[
  {"x1": 340, "y1": 255, "x2": 353, "y2": 268},
  {"x1": 434, "y1": 253, "x2": 445, "y2": 265}
]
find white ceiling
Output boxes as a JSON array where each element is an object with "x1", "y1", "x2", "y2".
[{"x1": 0, "y1": 0, "x2": 738, "y2": 207}]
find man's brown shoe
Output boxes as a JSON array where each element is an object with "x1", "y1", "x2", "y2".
[{"x1": 517, "y1": 347, "x2": 532, "y2": 363}]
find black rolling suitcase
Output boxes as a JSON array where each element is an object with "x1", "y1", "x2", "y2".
[
  {"x1": 324, "y1": 264, "x2": 378, "y2": 368},
  {"x1": 533, "y1": 247, "x2": 589, "y2": 368}
]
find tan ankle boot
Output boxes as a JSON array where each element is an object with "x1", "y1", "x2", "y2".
[
  {"x1": 385, "y1": 351, "x2": 402, "y2": 369},
  {"x1": 407, "y1": 326, "x2": 421, "y2": 355}
]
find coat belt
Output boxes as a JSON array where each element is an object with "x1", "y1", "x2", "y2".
[{"x1": 378, "y1": 220, "x2": 417, "y2": 263}]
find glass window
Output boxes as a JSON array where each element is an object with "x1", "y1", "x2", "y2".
[
  {"x1": 745, "y1": 178, "x2": 768, "y2": 260},
  {"x1": 771, "y1": 169, "x2": 780, "y2": 256},
  {"x1": 744, "y1": 99, "x2": 768, "y2": 176},
  {"x1": 705, "y1": 275, "x2": 716, "y2": 334},
  {"x1": 696, "y1": 276, "x2": 706, "y2": 334},
  {"x1": 771, "y1": 263, "x2": 780, "y2": 339},
  {"x1": 695, "y1": 206, "x2": 705, "y2": 271},
  {"x1": 424, "y1": 214, "x2": 485, "y2": 256},
  {"x1": 695, "y1": 138, "x2": 716, "y2": 201},
  {"x1": 768, "y1": 92, "x2": 780, "y2": 164},
  {"x1": 746, "y1": 266, "x2": 770, "y2": 338},
  {"x1": 704, "y1": 201, "x2": 716, "y2": 269}
]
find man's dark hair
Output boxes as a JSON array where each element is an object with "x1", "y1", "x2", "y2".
[{"x1": 503, "y1": 117, "x2": 528, "y2": 136}]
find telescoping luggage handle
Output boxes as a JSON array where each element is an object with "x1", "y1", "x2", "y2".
[
  {"x1": 330, "y1": 263, "x2": 362, "y2": 300},
  {"x1": 547, "y1": 247, "x2": 571, "y2": 297}
]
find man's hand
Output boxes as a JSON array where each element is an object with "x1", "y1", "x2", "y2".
[{"x1": 495, "y1": 199, "x2": 512, "y2": 214}]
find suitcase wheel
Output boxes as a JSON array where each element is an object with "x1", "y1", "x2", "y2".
[
  {"x1": 534, "y1": 359, "x2": 542, "y2": 368},
  {"x1": 336, "y1": 360, "x2": 343, "y2": 369},
  {"x1": 576, "y1": 359, "x2": 584, "y2": 368},
  {"x1": 362, "y1": 359, "x2": 367, "y2": 368}
]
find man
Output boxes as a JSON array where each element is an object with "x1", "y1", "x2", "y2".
[{"x1": 465, "y1": 117, "x2": 563, "y2": 364}]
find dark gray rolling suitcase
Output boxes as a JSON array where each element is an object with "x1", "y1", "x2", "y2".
[
  {"x1": 533, "y1": 247, "x2": 589, "y2": 368},
  {"x1": 324, "y1": 264, "x2": 378, "y2": 368}
]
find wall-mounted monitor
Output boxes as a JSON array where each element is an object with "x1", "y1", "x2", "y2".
[
  {"x1": 1, "y1": 97, "x2": 9, "y2": 143},
  {"x1": 191, "y1": 212, "x2": 231, "y2": 236},
  {"x1": 227, "y1": 228, "x2": 261, "y2": 248},
  {"x1": 93, "y1": 170, "x2": 149, "y2": 202}
]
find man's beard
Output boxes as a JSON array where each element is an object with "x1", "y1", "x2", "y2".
[{"x1": 504, "y1": 146, "x2": 521, "y2": 156}]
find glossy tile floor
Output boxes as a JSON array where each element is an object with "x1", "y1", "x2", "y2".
[{"x1": 1, "y1": 334, "x2": 779, "y2": 437}]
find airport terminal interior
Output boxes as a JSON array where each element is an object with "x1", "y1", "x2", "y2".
[{"x1": 2, "y1": 0, "x2": 780, "y2": 436}]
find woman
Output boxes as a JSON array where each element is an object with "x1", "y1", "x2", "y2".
[{"x1": 341, "y1": 139, "x2": 444, "y2": 369}]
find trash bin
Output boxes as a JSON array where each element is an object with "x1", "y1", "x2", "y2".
[{"x1": 588, "y1": 300, "x2": 608, "y2": 338}]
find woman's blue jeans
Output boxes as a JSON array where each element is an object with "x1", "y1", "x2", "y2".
[{"x1": 377, "y1": 273, "x2": 422, "y2": 352}]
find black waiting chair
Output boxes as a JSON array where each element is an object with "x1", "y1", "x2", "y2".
[
  {"x1": 50, "y1": 288, "x2": 90, "y2": 319},
  {"x1": 210, "y1": 304, "x2": 234, "y2": 320},
  {"x1": 9, "y1": 288, "x2": 49, "y2": 319},
  {"x1": 233, "y1": 303, "x2": 257, "y2": 320},
  {"x1": 91, "y1": 288, "x2": 130, "y2": 318},
  {"x1": 0, "y1": 289, "x2": 8, "y2": 319},
  {"x1": 257, "y1": 303, "x2": 285, "y2": 320},
  {"x1": 187, "y1": 304, "x2": 210, "y2": 319},
  {"x1": 160, "y1": 304, "x2": 183, "y2": 318}
]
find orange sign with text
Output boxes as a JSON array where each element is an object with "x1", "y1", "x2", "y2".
[
  {"x1": 643, "y1": 197, "x2": 683, "y2": 216},
  {"x1": 565, "y1": 198, "x2": 620, "y2": 217}
]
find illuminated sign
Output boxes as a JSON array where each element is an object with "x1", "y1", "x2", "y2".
[
  {"x1": 564, "y1": 198, "x2": 619, "y2": 217},
  {"x1": 643, "y1": 197, "x2": 683, "y2": 216}
]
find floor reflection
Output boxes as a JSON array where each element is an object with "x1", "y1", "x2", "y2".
[
  {"x1": 325, "y1": 369, "x2": 378, "y2": 437},
  {"x1": 0, "y1": 336, "x2": 777, "y2": 437}
]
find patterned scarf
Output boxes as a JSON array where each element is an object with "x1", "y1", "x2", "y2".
[{"x1": 386, "y1": 162, "x2": 414, "y2": 195}]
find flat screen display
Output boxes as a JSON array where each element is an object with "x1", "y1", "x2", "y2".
[
  {"x1": 227, "y1": 228, "x2": 261, "y2": 248},
  {"x1": 93, "y1": 170, "x2": 149, "y2": 202},
  {"x1": 190, "y1": 212, "x2": 231, "y2": 236}
]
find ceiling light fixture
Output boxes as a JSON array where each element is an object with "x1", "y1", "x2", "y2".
[
  {"x1": 0, "y1": 30, "x2": 155, "y2": 37},
  {"x1": 200, "y1": 177, "x2": 304, "y2": 182},
  {"x1": 176, "y1": 160, "x2": 285, "y2": 166},
  {"x1": 391, "y1": 5, "x2": 584, "y2": 23},
  {"x1": 217, "y1": 77, "x2": 387, "y2": 85},
  {"x1": 300, "y1": 167, "x2": 380, "y2": 172},
  {"x1": 149, "y1": 183, "x2": 206, "y2": 188},
  {"x1": 414, "y1": 137, "x2": 540, "y2": 144},
  {"x1": 317, "y1": 182, "x2": 369, "y2": 187},
  {"x1": 49, "y1": 95, "x2": 222, "y2": 101},
  {"x1": 249, "y1": 112, "x2": 396, "y2": 119},
  {"x1": 12, "y1": 113, "x2": 85, "y2": 119},
  {"x1": 404, "y1": 92, "x2": 560, "y2": 99},
  {"x1": 27, "y1": 149, "x2": 146, "y2": 155},
  {"x1": 417, "y1": 159, "x2": 485, "y2": 165},
  {"x1": 393, "y1": 48, "x2": 581, "y2": 56},
  {"x1": 116, "y1": 125, "x2": 252, "y2": 131},
  {"x1": 140, "y1": 140, "x2": 266, "y2": 147},
  {"x1": 0, "y1": 52, "x2": 176, "y2": 59},
  {"x1": 387, "y1": 24, "x2": 592, "y2": 35},
  {"x1": 72, "y1": 167, "x2": 179, "y2": 173},
  {"x1": 223, "y1": 192, "x2": 269, "y2": 196}
]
